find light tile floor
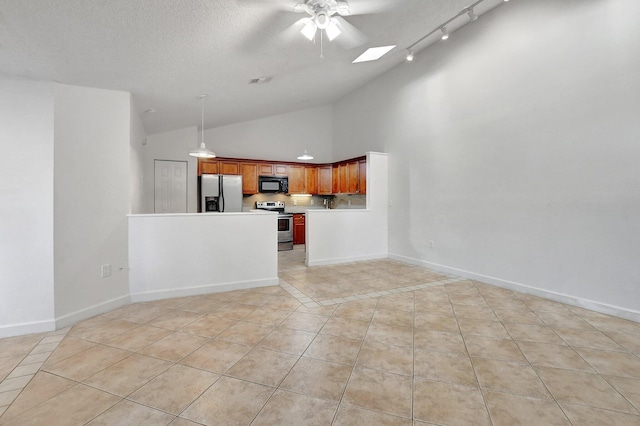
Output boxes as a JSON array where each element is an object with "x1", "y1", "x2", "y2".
[{"x1": 0, "y1": 246, "x2": 639, "y2": 425}]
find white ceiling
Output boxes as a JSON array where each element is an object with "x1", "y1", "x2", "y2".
[{"x1": 0, "y1": 0, "x2": 500, "y2": 135}]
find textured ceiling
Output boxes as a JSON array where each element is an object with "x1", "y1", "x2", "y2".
[{"x1": 0, "y1": 0, "x2": 502, "y2": 135}]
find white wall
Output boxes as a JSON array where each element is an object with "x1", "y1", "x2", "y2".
[
  {"x1": 144, "y1": 126, "x2": 198, "y2": 214},
  {"x1": 129, "y1": 99, "x2": 147, "y2": 214},
  {"x1": 307, "y1": 152, "x2": 388, "y2": 266},
  {"x1": 53, "y1": 83, "x2": 131, "y2": 327},
  {"x1": 0, "y1": 77, "x2": 56, "y2": 337},
  {"x1": 204, "y1": 105, "x2": 333, "y2": 163},
  {"x1": 333, "y1": 0, "x2": 640, "y2": 319},
  {"x1": 129, "y1": 213, "x2": 279, "y2": 301}
]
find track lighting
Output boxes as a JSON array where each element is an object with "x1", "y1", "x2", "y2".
[
  {"x1": 403, "y1": 0, "x2": 508, "y2": 65},
  {"x1": 405, "y1": 50, "x2": 414, "y2": 62},
  {"x1": 467, "y1": 8, "x2": 478, "y2": 22}
]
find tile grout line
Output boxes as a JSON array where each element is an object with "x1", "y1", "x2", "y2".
[{"x1": 0, "y1": 327, "x2": 71, "y2": 416}]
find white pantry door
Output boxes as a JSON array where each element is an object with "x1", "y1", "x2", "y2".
[{"x1": 154, "y1": 160, "x2": 188, "y2": 213}]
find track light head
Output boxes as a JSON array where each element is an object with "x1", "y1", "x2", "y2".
[
  {"x1": 406, "y1": 50, "x2": 414, "y2": 61},
  {"x1": 440, "y1": 27, "x2": 449, "y2": 40},
  {"x1": 467, "y1": 8, "x2": 478, "y2": 22}
]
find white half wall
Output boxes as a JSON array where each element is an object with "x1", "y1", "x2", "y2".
[
  {"x1": 130, "y1": 99, "x2": 147, "y2": 214},
  {"x1": 128, "y1": 213, "x2": 279, "y2": 301},
  {"x1": 53, "y1": 83, "x2": 132, "y2": 328},
  {"x1": 332, "y1": 0, "x2": 640, "y2": 319},
  {"x1": 144, "y1": 126, "x2": 198, "y2": 214},
  {"x1": 204, "y1": 105, "x2": 333, "y2": 163},
  {"x1": 307, "y1": 152, "x2": 388, "y2": 266},
  {"x1": 0, "y1": 77, "x2": 56, "y2": 337}
]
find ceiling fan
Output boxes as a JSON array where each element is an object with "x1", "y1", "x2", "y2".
[
  {"x1": 294, "y1": 0, "x2": 352, "y2": 42},
  {"x1": 240, "y1": 0, "x2": 396, "y2": 54}
]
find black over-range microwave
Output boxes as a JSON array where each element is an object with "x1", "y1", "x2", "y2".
[{"x1": 258, "y1": 175, "x2": 289, "y2": 193}]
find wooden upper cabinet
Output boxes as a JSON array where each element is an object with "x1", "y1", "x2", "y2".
[
  {"x1": 338, "y1": 164, "x2": 348, "y2": 194},
  {"x1": 305, "y1": 166, "x2": 318, "y2": 195},
  {"x1": 258, "y1": 163, "x2": 273, "y2": 175},
  {"x1": 332, "y1": 165, "x2": 339, "y2": 194},
  {"x1": 199, "y1": 160, "x2": 218, "y2": 175},
  {"x1": 347, "y1": 161, "x2": 359, "y2": 194},
  {"x1": 318, "y1": 166, "x2": 332, "y2": 195},
  {"x1": 219, "y1": 161, "x2": 239, "y2": 175},
  {"x1": 358, "y1": 159, "x2": 366, "y2": 194},
  {"x1": 240, "y1": 163, "x2": 258, "y2": 194},
  {"x1": 288, "y1": 165, "x2": 305, "y2": 193},
  {"x1": 274, "y1": 164, "x2": 288, "y2": 175}
]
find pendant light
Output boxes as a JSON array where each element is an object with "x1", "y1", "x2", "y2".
[
  {"x1": 189, "y1": 94, "x2": 216, "y2": 158},
  {"x1": 297, "y1": 150, "x2": 314, "y2": 161}
]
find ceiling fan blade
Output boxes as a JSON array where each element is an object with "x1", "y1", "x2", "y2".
[
  {"x1": 333, "y1": 17, "x2": 368, "y2": 49},
  {"x1": 346, "y1": 0, "x2": 408, "y2": 15},
  {"x1": 235, "y1": 0, "x2": 302, "y2": 13}
]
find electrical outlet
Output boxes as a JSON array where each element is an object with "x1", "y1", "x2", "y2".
[
  {"x1": 310, "y1": 199, "x2": 314, "y2": 205},
  {"x1": 101, "y1": 264, "x2": 111, "y2": 278},
  {"x1": 293, "y1": 199, "x2": 297, "y2": 206}
]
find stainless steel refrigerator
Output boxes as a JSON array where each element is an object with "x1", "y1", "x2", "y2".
[{"x1": 200, "y1": 174, "x2": 243, "y2": 212}]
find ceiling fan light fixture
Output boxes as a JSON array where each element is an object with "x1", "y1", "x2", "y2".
[
  {"x1": 314, "y1": 9, "x2": 330, "y2": 30},
  {"x1": 326, "y1": 18, "x2": 341, "y2": 41},
  {"x1": 300, "y1": 18, "x2": 317, "y2": 41}
]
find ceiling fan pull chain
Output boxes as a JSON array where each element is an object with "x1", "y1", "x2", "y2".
[{"x1": 320, "y1": 29, "x2": 324, "y2": 59}]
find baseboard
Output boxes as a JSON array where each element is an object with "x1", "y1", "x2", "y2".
[
  {"x1": 306, "y1": 253, "x2": 388, "y2": 267},
  {"x1": 55, "y1": 294, "x2": 131, "y2": 329},
  {"x1": 130, "y1": 277, "x2": 280, "y2": 303},
  {"x1": 0, "y1": 319, "x2": 57, "y2": 339},
  {"x1": 389, "y1": 253, "x2": 640, "y2": 323}
]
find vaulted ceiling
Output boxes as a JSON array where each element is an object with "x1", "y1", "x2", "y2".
[{"x1": 0, "y1": 0, "x2": 503, "y2": 135}]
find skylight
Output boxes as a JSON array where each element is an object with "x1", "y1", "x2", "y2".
[{"x1": 352, "y1": 45, "x2": 396, "y2": 63}]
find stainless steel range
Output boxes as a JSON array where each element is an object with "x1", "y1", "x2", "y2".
[{"x1": 256, "y1": 201, "x2": 293, "y2": 251}]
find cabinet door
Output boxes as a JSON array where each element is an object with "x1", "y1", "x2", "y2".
[
  {"x1": 347, "y1": 161, "x2": 359, "y2": 194},
  {"x1": 358, "y1": 160, "x2": 366, "y2": 194},
  {"x1": 288, "y1": 165, "x2": 305, "y2": 193},
  {"x1": 332, "y1": 165, "x2": 339, "y2": 194},
  {"x1": 199, "y1": 160, "x2": 219, "y2": 175},
  {"x1": 240, "y1": 163, "x2": 258, "y2": 194},
  {"x1": 274, "y1": 164, "x2": 288, "y2": 175},
  {"x1": 305, "y1": 166, "x2": 318, "y2": 195},
  {"x1": 219, "y1": 161, "x2": 239, "y2": 175},
  {"x1": 258, "y1": 163, "x2": 273, "y2": 175},
  {"x1": 318, "y1": 166, "x2": 332, "y2": 195},
  {"x1": 338, "y1": 164, "x2": 348, "y2": 194},
  {"x1": 293, "y1": 214, "x2": 306, "y2": 245}
]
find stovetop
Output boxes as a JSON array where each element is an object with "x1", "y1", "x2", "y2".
[{"x1": 255, "y1": 201, "x2": 285, "y2": 213}]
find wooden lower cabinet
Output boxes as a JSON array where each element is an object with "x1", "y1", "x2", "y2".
[
  {"x1": 240, "y1": 163, "x2": 258, "y2": 194},
  {"x1": 293, "y1": 213, "x2": 305, "y2": 245}
]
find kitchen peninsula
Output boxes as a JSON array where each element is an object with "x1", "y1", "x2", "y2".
[{"x1": 127, "y1": 152, "x2": 388, "y2": 304}]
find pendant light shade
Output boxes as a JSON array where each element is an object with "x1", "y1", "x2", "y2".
[
  {"x1": 189, "y1": 94, "x2": 216, "y2": 158},
  {"x1": 297, "y1": 150, "x2": 314, "y2": 161}
]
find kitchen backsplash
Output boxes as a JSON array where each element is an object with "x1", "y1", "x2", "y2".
[{"x1": 243, "y1": 193, "x2": 366, "y2": 211}]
